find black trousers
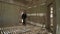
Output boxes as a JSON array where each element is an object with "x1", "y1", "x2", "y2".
[{"x1": 23, "y1": 19, "x2": 26, "y2": 25}]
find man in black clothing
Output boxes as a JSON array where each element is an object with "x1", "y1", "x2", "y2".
[{"x1": 22, "y1": 11, "x2": 27, "y2": 25}]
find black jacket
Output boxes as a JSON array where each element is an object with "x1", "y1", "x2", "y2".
[{"x1": 22, "y1": 13, "x2": 27, "y2": 19}]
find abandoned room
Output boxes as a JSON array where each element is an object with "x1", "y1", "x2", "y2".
[{"x1": 0, "y1": 0, "x2": 60, "y2": 34}]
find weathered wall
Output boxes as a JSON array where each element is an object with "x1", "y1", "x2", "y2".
[
  {"x1": 56, "y1": 0, "x2": 60, "y2": 34},
  {"x1": 0, "y1": 2, "x2": 20, "y2": 27},
  {"x1": 0, "y1": 2, "x2": 2, "y2": 27},
  {"x1": 27, "y1": 5, "x2": 47, "y2": 23},
  {"x1": 0, "y1": 0, "x2": 47, "y2": 27}
]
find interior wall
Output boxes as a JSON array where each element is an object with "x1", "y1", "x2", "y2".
[
  {"x1": 0, "y1": 2, "x2": 2, "y2": 27},
  {"x1": 0, "y1": 0, "x2": 47, "y2": 27},
  {"x1": 0, "y1": 2, "x2": 20, "y2": 27},
  {"x1": 27, "y1": 5, "x2": 47, "y2": 23},
  {"x1": 56, "y1": 0, "x2": 60, "y2": 34}
]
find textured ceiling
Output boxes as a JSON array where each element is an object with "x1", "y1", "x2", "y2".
[
  {"x1": 0, "y1": 0, "x2": 54, "y2": 7},
  {"x1": 13, "y1": 0, "x2": 54, "y2": 11},
  {"x1": 14, "y1": 0, "x2": 47, "y2": 6}
]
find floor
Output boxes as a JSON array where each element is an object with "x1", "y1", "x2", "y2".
[{"x1": 1, "y1": 23, "x2": 52, "y2": 34}]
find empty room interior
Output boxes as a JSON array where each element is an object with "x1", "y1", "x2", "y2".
[{"x1": 0, "y1": 0, "x2": 60, "y2": 34}]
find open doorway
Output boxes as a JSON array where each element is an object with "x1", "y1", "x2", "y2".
[{"x1": 46, "y1": 2, "x2": 56, "y2": 34}]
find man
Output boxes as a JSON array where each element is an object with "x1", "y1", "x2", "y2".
[{"x1": 21, "y1": 11, "x2": 27, "y2": 25}]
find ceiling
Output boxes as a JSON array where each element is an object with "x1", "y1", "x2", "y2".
[
  {"x1": 0, "y1": 0, "x2": 54, "y2": 7},
  {"x1": 14, "y1": 0, "x2": 47, "y2": 6},
  {"x1": 0, "y1": 0, "x2": 54, "y2": 10}
]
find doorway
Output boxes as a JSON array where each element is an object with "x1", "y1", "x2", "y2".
[{"x1": 46, "y1": 2, "x2": 56, "y2": 34}]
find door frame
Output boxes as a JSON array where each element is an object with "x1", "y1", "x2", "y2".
[{"x1": 46, "y1": 1, "x2": 56, "y2": 34}]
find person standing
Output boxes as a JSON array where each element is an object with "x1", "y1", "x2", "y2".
[{"x1": 21, "y1": 11, "x2": 27, "y2": 26}]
